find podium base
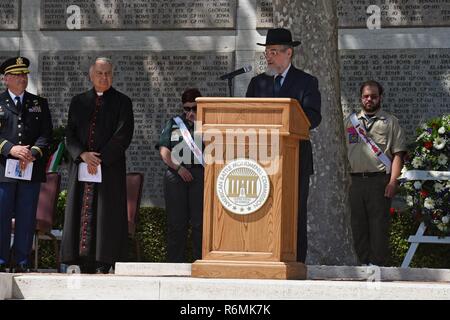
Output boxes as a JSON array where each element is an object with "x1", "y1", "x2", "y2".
[{"x1": 191, "y1": 260, "x2": 306, "y2": 280}]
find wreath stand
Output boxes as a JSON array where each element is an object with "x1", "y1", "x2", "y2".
[
  {"x1": 400, "y1": 170, "x2": 450, "y2": 268},
  {"x1": 401, "y1": 222, "x2": 450, "y2": 267}
]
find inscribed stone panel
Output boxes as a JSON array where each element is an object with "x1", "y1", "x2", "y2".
[
  {"x1": 256, "y1": 0, "x2": 450, "y2": 28},
  {"x1": 40, "y1": 51, "x2": 233, "y2": 206},
  {"x1": 0, "y1": 0, "x2": 19, "y2": 30},
  {"x1": 41, "y1": 0, "x2": 236, "y2": 30}
]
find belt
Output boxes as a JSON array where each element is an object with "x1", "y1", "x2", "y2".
[
  {"x1": 350, "y1": 172, "x2": 387, "y2": 178},
  {"x1": 181, "y1": 164, "x2": 203, "y2": 169}
]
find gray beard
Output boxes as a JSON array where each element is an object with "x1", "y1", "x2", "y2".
[{"x1": 264, "y1": 66, "x2": 277, "y2": 77}]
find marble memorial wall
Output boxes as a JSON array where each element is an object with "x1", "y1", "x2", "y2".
[
  {"x1": 256, "y1": 0, "x2": 450, "y2": 28},
  {"x1": 340, "y1": 49, "x2": 450, "y2": 138},
  {"x1": 41, "y1": 0, "x2": 236, "y2": 29},
  {"x1": 0, "y1": 0, "x2": 449, "y2": 206},
  {"x1": 39, "y1": 51, "x2": 232, "y2": 206},
  {"x1": 254, "y1": 48, "x2": 450, "y2": 139},
  {"x1": 0, "y1": 0, "x2": 19, "y2": 30},
  {"x1": 338, "y1": 0, "x2": 450, "y2": 27}
]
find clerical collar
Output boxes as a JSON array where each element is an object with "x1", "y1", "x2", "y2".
[{"x1": 96, "y1": 92, "x2": 104, "y2": 96}]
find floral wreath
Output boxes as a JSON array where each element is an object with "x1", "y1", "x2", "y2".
[{"x1": 400, "y1": 115, "x2": 450, "y2": 236}]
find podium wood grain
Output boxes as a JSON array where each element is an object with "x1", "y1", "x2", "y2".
[{"x1": 192, "y1": 98, "x2": 310, "y2": 280}]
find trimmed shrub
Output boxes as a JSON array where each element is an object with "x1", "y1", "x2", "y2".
[{"x1": 36, "y1": 195, "x2": 450, "y2": 269}]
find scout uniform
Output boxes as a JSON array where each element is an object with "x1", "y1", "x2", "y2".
[
  {"x1": 345, "y1": 109, "x2": 406, "y2": 265},
  {"x1": 0, "y1": 57, "x2": 53, "y2": 272},
  {"x1": 158, "y1": 114, "x2": 204, "y2": 262}
]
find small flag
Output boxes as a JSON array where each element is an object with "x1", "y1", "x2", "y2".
[{"x1": 46, "y1": 142, "x2": 65, "y2": 172}]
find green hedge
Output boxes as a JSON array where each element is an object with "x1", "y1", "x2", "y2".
[
  {"x1": 37, "y1": 205, "x2": 171, "y2": 268},
  {"x1": 36, "y1": 198, "x2": 194, "y2": 269},
  {"x1": 36, "y1": 192, "x2": 450, "y2": 269}
]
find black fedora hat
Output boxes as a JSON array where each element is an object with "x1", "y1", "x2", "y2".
[{"x1": 257, "y1": 28, "x2": 301, "y2": 47}]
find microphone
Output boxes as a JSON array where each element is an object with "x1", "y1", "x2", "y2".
[{"x1": 219, "y1": 65, "x2": 252, "y2": 80}]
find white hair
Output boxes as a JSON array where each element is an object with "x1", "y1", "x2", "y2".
[{"x1": 89, "y1": 57, "x2": 113, "y2": 74}]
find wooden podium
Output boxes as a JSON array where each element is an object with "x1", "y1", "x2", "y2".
[{"x1": 191, "y1": 98, "x2": 310, "y2": 280}]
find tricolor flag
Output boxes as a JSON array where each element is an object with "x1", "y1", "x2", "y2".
[{"x1": 46, "y1": 142, "x2": 65, "y2": 172}]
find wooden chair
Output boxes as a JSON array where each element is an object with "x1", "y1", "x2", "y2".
[
  {"x1": 34, "y1": 172, "x2": 61, "y2": 271},
  {"x1": 126, "y1": 172, "x2": 144, "y2": 261}
]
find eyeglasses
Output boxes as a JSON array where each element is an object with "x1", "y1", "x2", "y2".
[
  {"x1": 263, "y1": 48, "x2": 287, "y2": 58},
  {"x1": 183, "y1": 106, "x2": 197, "y2": 112}
]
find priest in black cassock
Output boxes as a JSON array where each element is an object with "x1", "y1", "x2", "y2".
[{"x1": 61, "y1": 57, "x2": 134, "y2": 274}]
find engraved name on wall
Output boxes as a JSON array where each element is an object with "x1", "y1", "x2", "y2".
[
  {"x1": 340, "y1": 49, "x2": 450, "y2": 139},
  {"x1": 0, "y1": 0, "x2": 19, "y2": 30},
  {"x1": 256, "y1": 0, "x2": 450, "y2": 28},
  {"x1": 41, "y1": 0, "x2": 236, "y2": 30},
  {"x1": 253, "y1": 49, "x2": 450, "y2": 140},
  {"x1": 40, "y1": 51, "x2": 233, "y2": 206}
]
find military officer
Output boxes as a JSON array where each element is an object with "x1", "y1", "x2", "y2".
[
  {"x1": 158, "y1": 88, "x2": 204, "y2": 263},
  {"x1": 0, "y1": 57, "x2": 53, "y2": 272}
]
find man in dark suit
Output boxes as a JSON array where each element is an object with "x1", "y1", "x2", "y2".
[
  {"x1": 0, "y1": 56, "x2": 53, "y2": 272},
  {"x1": 246, "y1": 28, "x2": 321, "y2": 263},
  {"x1": 61, "y1": 57, "x2": 134, "y2": 274}
]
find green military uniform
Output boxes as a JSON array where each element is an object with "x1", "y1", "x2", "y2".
[
  {"x1": 158, "y1": 114, "x2": 204, "y2": 262},
  {"x1": 345, "y1": 109, "x2": 406, "y2": 265}
]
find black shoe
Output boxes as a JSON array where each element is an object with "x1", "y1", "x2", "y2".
[
  {"x1": 95, "y1": 263, "x2": 112, "y2": 274},
  {"x1": 80, "y1": 262, "x2": 96, "y2": 274},
  {"x1": 0, "y1": 264, "x2": 6, "y2": 273}
]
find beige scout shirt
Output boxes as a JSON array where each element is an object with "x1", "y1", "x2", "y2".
[{"x1": 345, "y1": 109, "x2": 406, "y2": 173}]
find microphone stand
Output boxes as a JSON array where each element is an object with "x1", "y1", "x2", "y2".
[{"x1": 227, "y1": 78, "x2": 233, "y2": 97}]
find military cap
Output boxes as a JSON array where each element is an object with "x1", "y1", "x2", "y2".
[{"x1": 0, "y1": 56, "x2": 30, "y2": 75}]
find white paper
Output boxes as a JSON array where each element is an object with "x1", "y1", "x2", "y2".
[
  {"x1": 5, "y1": 159, "x2": 33, "y2": 180},
  {"x1": 78, "y1": 163, "x2": 102, "y2": 183}
]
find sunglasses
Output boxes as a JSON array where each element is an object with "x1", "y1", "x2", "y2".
[{"x1": 183, "y1": 106, "x2": 197, "y2": 112}]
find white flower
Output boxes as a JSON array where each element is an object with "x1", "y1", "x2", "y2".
[
  {"x1": 438, "y1": 126, "x2": 446, "y2": 135},
  {"x1": 434, "y1": 182, "x2": 445, "y2": 193},
  {"x1": 443, "y1": 115, "x2": 450, "y2": 126},
  {"x1": 433, "y1": 137, "x2": 447, "y2": 150},
  {"x1": 424, "y1": 198, "x2": 435, "y2": 210},
  {"x1": 438, "y1": 154, "x2": 448, "y2": 166},
  {"x1": 442, "y1": 216, "x2": 450, "y2": 225},
  {"x1": 413, "y1": 181, "x2": 422, "y2": 190},
  {"x1": 421, "y1": 123, "x2": 429, "y2": 130},
  {"x1": 406, "y1": 195, "x2": 414, "y2": 207},
  {"x1": 411, "y1": 157, "x2": 423, "y2": 168},
  {"x1": 405, "y1": 182, "x2": 415, "y2": 191}
]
